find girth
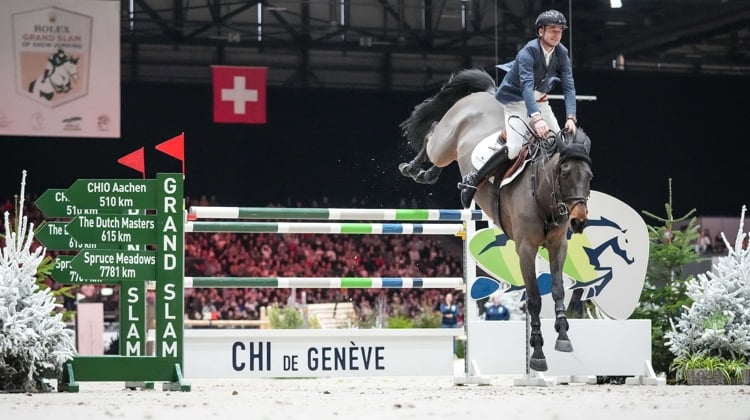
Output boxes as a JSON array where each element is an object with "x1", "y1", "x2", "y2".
[{"x1": 490, "y1": 143, "x2": 531, "y2": 233}]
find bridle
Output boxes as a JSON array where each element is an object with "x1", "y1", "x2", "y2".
[
  {"x1": 530, "y1": 136, "x2": 591, "y2": 234},
  {"x1": 557, "y1": 159, "x2": 590, "y2": 217}
]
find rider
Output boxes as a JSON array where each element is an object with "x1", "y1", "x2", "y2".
[{"x1": 458, "y1": 9, "x2": 578, "y2": 208}]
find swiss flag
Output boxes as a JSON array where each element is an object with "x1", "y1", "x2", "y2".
[{"x1": 212, "y1": 66, "x2": 267, "y2": 124}]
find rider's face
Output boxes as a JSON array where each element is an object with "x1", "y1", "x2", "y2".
[{"x1": 539, "y1": 25, "x2": 564, "y2": 49}]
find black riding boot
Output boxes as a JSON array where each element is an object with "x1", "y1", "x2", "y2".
[{"x1": 458, "y1": 147, "x2": 510, "y2": 208}]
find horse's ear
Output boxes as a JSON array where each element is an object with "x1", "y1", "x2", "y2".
[
  {"x1": 555, "y1": 131, "x2": 567, "y2": 152},
  {"x1": 575, "y1": 128, "x2": 591, "y2": 155}
]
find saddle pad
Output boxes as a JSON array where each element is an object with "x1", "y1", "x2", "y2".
[
  {"x1": 470, "y1": 131, "x2": 504, "y2": 170},
  {"x1": 470, "y1": 131, "x2": 529, "y2": 188}
]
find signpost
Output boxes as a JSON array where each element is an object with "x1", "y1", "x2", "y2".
[
  {"x1": 65, "y1": 178, "x2": 157, "y2": 211},
  {"x1": 35, "y1": 188, "x2": 99, "y2": 218},
  {"x1": 50, "y1": 255, "x2": 92, "y2": 285},
  {"x1": 36, "y1": 221, "x2": 98, "y2": 251},
  {"x1": 70, "y1": 249, "x2": 157, "y2": 281},
  {"x1": 37, "y1": 174, "x2": 188, "y2": 392},
  {"x1": 66, "y1": 215, "x2": 158, "y2": 245}
]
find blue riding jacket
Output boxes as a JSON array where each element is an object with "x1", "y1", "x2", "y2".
[
  {"x1": 496, "y1": 38, "x2": 576, "y2": 119},
  {"x1": 485, "y1": 304, "x2": 510, "y2": 321}
]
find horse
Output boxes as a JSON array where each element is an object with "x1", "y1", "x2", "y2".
[
  {"x1": 398, "y1": 69, "x2": 593, "y2": 372},
  {"x1": 28, "y1": 49, "x2": 79, "y2": 101}
]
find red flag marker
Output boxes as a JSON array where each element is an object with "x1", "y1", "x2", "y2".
[
  {"x1": 155, "y1": 132, "x2": 185, "y2": 173},
  {"x1": 117, "y1": 147, "x2": 145, "y2": 179}
]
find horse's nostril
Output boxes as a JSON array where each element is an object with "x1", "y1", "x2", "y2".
[{"x1": 570, "y1": 219, "x2": 587, "y2": 234}]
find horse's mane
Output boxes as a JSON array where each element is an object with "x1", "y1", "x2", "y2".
[{"x1": 400, "y1": 69, "x2": 495, "y2": 152}]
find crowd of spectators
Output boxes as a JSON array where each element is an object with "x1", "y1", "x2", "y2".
[
  {"x1": 1, "y1": 192, "x2": 466, "y2": 327},
  {"x1": 183, "y1": 195, "x2": 466, "y2": 325}
]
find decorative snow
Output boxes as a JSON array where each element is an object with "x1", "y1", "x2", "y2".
[
  {"x1": 666, "y1": 205, "x2": 750, "y2": 360},
  {"x1": 0, "y1": 170, "x2": 75, "y2": 391}
]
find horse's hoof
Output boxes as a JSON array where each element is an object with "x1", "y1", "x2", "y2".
[
  {"x1": 398, "y1": 162, "x2": 419, "y2": 177},
  {"x1": 555, "y1": 339, "x2": 573, "y2": 352},
  {"x1": 529, "y1": 357, "x2": 548, "y2": 372}
]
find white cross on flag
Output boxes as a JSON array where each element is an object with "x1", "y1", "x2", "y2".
[{"x1": 212, "y1": 65, "x2": 267, "y2": 124}]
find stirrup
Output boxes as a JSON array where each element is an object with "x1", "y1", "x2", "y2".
[{"x1": 456, "y1": 181, "x2": 478, "y2": 190}]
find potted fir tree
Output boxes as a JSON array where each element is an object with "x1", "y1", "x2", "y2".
[
  {"x1": 631, "y1": 179, "x2": 700, "y2": 379},
  {"x1": 666, "y1": 205, "x2": 750, "y2": 385}
]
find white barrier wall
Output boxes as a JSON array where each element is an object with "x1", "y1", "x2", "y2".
[
  {"x1": 468, "y1": 319, "x2": 652, "y2": 376},
  {"x1": 184, "y1": 329, "x2": 460, "y2": 378}
]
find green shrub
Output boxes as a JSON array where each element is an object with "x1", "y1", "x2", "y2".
[
  {"x1": 411, "y1": 306, "x2": 442, "y2": 328},
  {"x1": 386, "y1": 316, "x2": 413, "y2": 328},
  {"x1": 267, "y1": 304, "x2": 304, "y2": 329},
  {"x1": 670, "y1": 353, "x2": 749, "y2": 384},
  {"x1": 455, "y1": 337, "x2": 465, "y2": 359}
]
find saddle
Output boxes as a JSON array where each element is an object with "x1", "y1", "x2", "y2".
[
  {"x1": 501, "y1": 143, "x2": 529, "y2": 181},
  {"x1": 470, "y1": 130, "x2": 533, "y2": 226},
  {"x1": 471, "y1": 130, "x2": 531, "y2": 187}
]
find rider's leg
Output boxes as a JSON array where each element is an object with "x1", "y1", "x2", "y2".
[
  {"x1": 456, "y1": 101, "x2": 526, "y2": 209},
  {"x1": 537, "y1": 99, "x2": 562, "y2": 133},
  {"x1": 458, "y1": 146, "x2": 510, "y2": 208}
]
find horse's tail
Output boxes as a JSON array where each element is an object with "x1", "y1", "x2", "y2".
[{"x1": 400, "y1": 69, "x2": 496, "y2": 152}]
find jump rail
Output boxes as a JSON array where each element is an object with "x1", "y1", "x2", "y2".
[
  {"x1": 188, "y1": 206, "x2": 488, "y2": 221},
  {"x1": 185, "y1": 221, "x2": 466, "y2": 235},
  {"x1": 184, "y1": 276, "x2": 464, "y2": 289}
]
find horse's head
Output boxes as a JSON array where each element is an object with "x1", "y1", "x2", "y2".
[{"x1": 555, "y1": 129, "x2": 593, "y2": 234}]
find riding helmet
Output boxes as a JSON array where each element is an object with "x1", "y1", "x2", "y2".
[{"x1": 535, "y1": 10, "x2": 567, "y2": 30}]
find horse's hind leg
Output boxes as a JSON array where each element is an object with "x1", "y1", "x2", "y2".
[
  {"x1": 399, "y1": 144, "x2": 443, "y2": 184},
  {"x1": 399, "y1": 147, "x2": 427, "y2": 178},
  {"x1": 414, "y1": 165, "x2": 442, "y2": 184}
]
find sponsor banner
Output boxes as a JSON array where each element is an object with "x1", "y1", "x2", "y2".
[
  {"x1": 468, "y1": 190, "x2": 649, "y2": 320},
  {"x1": 184, "y1": 329, "x2": 457, "y2": 378},
  {"x1": 0, "y1": 0, "x2": 120, "y2": 138}
]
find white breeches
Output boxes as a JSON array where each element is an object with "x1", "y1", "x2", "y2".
[{"x1": 502, "y1": 93, "x2": 561, "y2": 159}]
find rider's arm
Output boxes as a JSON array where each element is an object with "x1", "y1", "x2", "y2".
[
  {"x1": 557, "y1": 45, "x2": 577, "y2": 120},
  {"x1": 516, "y1": 46, "x2": 540, "y2": 118}
]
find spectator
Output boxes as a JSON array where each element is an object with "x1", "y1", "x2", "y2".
[
  {"x1": 484, "y1": 292, "x2": 510, "y2": 321},
  {"x1": 438, "y1": 292, "x2": 460, "y2": 328},
  {"x1": 695, "y1": 228, "x2": 712, "y2": 255}
]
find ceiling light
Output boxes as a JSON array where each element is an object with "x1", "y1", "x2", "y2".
[{"x1": 610, "y1": 0, "x2": 623, "y2": 8}]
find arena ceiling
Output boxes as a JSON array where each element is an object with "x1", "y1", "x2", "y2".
[{"x1": 122, "y1": 0, "x2": 750, "y2": 90}]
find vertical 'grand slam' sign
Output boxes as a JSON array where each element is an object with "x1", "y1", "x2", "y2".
[{"x1": 156, "y1": 174, "x2": 184, "y2": 360}]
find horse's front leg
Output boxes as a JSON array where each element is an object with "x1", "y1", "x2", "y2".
[
  {"x1": 549, "y1": 238, "x2": 573, "y2": 352},
  {"x1": 518, "y1": 242, "x2": 547, "y2": 371}
]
